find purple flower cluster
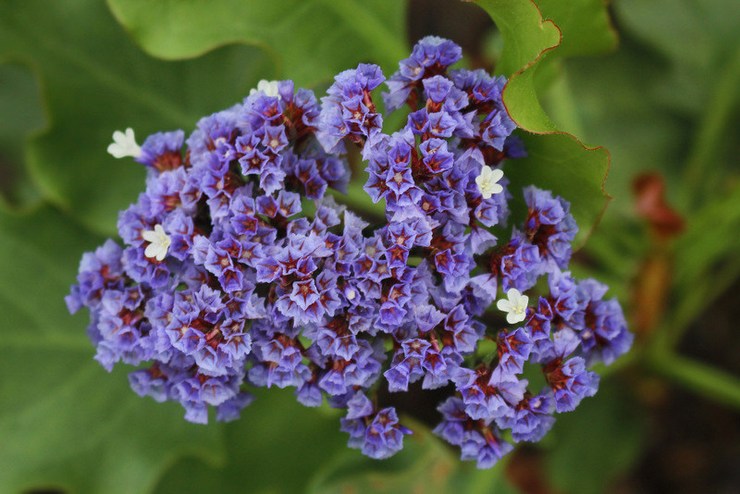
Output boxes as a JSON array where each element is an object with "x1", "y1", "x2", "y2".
[{"x1": 68, "y1": 37, "x2": 631, "y2": 467}]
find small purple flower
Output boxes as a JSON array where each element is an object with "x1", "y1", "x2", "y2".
[
  {"x1": 460, "y1": 366, "x2": 527, "y2": 422},
  {"x1": 318, "y1": 64, "x2": 385, "y2": 153},
  {"x1": 497, "y1": 392, "x2": 556, "y2": 442},
  {"x1": 361, "y1": 407, "x2": 412, "y2": 459},
  {"x1": 137, "y1": 130, "x2": 185, "y2": 171},
  {"x1": 540, "y1": 330, "x2": 600, "y2": 412},
  {"x1": 496, "y1": 327, "x2": 533, "y2": 375},
  {"x1": 577, "y1": 279, "x2": 634, "y2": 365},
  {"x1": 460, "y1": 426, "x2": 513, "y2": 469},
  {"x1": 433, "y1": 396, "x2": 468, "y2": 446},
  {"x1": 384, "y1": 36, "x2": 463, "y2": 111}
]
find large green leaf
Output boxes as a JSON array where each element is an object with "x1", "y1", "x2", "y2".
[
  {"x1": 0, "y1": 0, "x2": 274, "y2": 235},
  {"x1": 0, "y1": 205, "x2": 225, "y2": 493},
  {"x1": 308, "y1": 424, "x2": 457, "y2": 494},
  {"x1": 106, "y1": 0, "x2": 408, "y2": 86},
  {"x1": 155, "y1": 406, "x2": 519, "y2": 494},
  {"x1": 308, "y1": 421, "x2": 517, "y2": 494},
  {"x1": 475, "y1": 0, "x2": 614, "y2": 245},
  {"x1": 479, "y1": 0, "x2": 561, "y2": 80},
  {"x1": 508, "y1": 133, "x2": 612, "y2": 245},
  {"x1": 154, "y1": 388, "x2": 346, "y2": 494},
  {"x1": 534, "y1": 0, "x2": 617, "y2": 58},
  {"x1": 0, "y1": 63, "x2": 45, "y2": 210}
]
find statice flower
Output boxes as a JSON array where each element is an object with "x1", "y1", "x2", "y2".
[
  {"x1": 384, "y1": 36, "x2": 462, "y2": 111},
  {"x1": 69, "y1": 38, "x2": 631, "y2": 466},
  {"x1": 317, "y1": 64, "x2": 385, "y2": 153}
]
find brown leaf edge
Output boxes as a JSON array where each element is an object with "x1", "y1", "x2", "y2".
[{"x1": 483, "y1": 0, "x2": 616, "y2": 249}]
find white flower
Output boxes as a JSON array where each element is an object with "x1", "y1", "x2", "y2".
[
  {"x1": 107, "y1": 128, "x2": 142, "y2": 159},
  {"x1": 141, "y1": 224, "x2": 171, "y2": 262},
  {"x1": 475, "y1": 166, "x2": 504, "y2": 199},
  {"x1": 249, "y1": 80, "x2": 280, "y2": 98},
  {"x1": 496, "y1": 288, "x2": 529, "y2": 324}
]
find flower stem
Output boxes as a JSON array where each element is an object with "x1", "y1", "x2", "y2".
[
  {"x1": 682, "y1": 47, "x2": 740, "y2": 207},
  {"x1": 647, "y1": 350, "x2": 740, "y2": 410}
]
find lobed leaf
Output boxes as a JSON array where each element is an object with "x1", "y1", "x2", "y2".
[
  {"x1": 534, "y1": 0, "x2": 617, "y2": 58},
  {"x1": 475, "y1": 0, "x2": 614, "y2": 245},
  {"x1": 106, "y1": 0, "x2": 408, "y2": 86}
]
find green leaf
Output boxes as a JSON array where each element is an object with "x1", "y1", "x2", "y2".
[
  {"x1": 475, "y1": 0, "x2": 613, "y2": 245},
  {"x1": 534, "y1": 0, "x2": 617, "y2": 58},
  {"x1": 308, "y1": 424, "x2": 455, "y2": 494},
  {"x1": 478, "y1": 0, "x2": 561, "y2": 79},
  {"x1": 153, "y1": 400, "x2": 518, "y2": 494},
  {"x1": 545, "y1": 381, "x2": 646, "y2": 494},
  {"x1": 0, "y1": 62, "x2": 46, "y2": 210},
  {"x1": 308, "y1": 420, "x2": 517, "y2": 494},
  {"x1": 0, "y1": 0, "x2": 274, "y2": 235},
  {"x1": 154, "y1": 388, "x2": 347, "y2": 494},
  {"x1": 511, "y1": 133, "x2": 611, "y2": 246},
  {"x1": 106, "y1": 0, "x2": 408, "y2": 86},
  {"x1": 0, "y1": 205, "x2": 225, "y2": 494}
]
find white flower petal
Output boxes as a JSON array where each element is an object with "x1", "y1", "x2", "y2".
[
  {"x1": 107, "y1": 143, "x2": 123, "y2": 158},
  {"x1": 144, "y1": 243, "x2": 160, "y2": 260},
  {"x1": 141, "y1": 230, "x2": 157, "y2": 243},
  {"x1": 506, "y1": 312, "x2": 521, "y2": 325}
]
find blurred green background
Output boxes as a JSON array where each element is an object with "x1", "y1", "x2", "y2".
[{"x1": 0, "y1": 0, "x2": 737, "y2": 492}]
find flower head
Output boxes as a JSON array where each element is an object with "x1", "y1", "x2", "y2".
[{"x1": 68, "y1": 36, "x2": 631, "y2": 469}]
